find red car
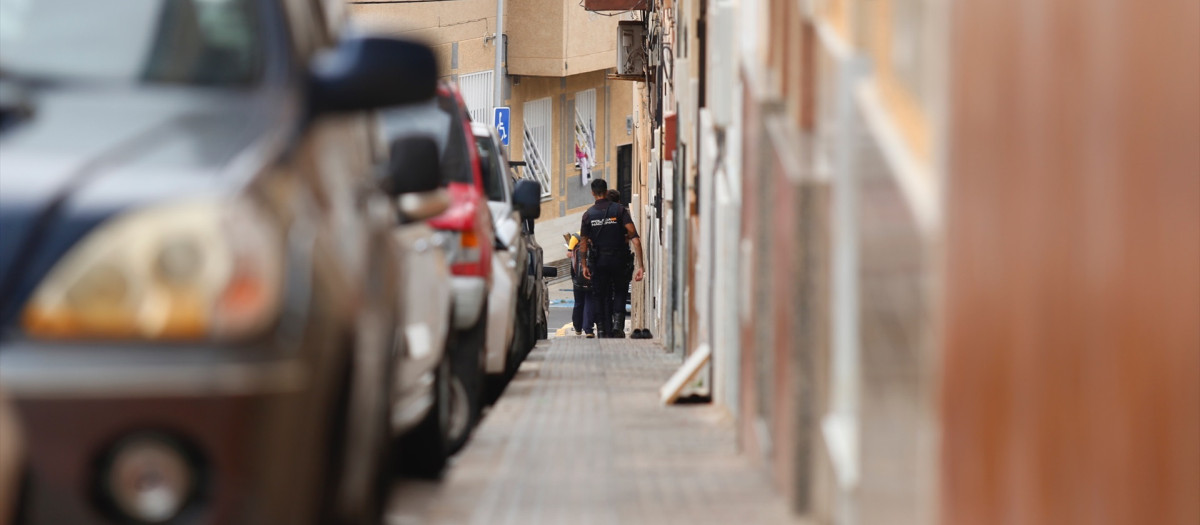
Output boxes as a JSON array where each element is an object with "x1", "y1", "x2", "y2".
[{"x1": 379, "y1": 82, "x2": 494, "y2": 454}]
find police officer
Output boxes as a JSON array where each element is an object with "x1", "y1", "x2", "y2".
[
  {"x1": 580, "y1": 179, "x2": 644, "y2": 338},
  {"x1": 606, "y1": 189, "x2": 634, "y2": 337}
]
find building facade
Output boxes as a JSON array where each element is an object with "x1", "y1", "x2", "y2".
[{"x1": 350, "y1": 0, "x2": 640, "y2": 240}]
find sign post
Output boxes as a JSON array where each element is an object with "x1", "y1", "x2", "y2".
[{"x1": 493, "y1": 107, "x2": 511, "y2": 147}]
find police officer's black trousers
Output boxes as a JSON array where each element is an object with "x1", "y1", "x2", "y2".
[
  {"x1": 585, "y1": 257, "x2": 623, "y2": 337},
  {"x1": 611, "y1": 274, "x2": 631, "y2": 334}
]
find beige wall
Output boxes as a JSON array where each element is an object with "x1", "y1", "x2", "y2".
[
  {"x1": 350, "y1": 0, "x2": 501, "y2": 77},
  {"x1": 506, "y1": 0, "x2": 567, "y2": 76},
  {"x1": 351, "y1": 0, "x2": 620, "y2": 78},
  {"x1": 563, "y1": 7, "x2": 621, "y2": 74},
  {"x1": 348, "y1": 1, "x2": 633, "y2": 221},
  {"x1": 506, "y1": 71, "x2": 635, "y2": 220},
  {"x1": 508, "y1": 0, "x2": 621, "y2": 76}
]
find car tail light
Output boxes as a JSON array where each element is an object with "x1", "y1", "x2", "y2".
[{"x1": 451, "y1": 230, "x2": 486, "y2": 276}]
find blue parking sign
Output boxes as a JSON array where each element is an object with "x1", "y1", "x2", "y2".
[{"x1": 493, "y1": 107, "x2": 511, "y2": 146}]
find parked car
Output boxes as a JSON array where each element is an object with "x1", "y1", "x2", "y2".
[
  {"x1": 513, "y1": 186, "x2": 552, "y2": 346},
  {"x1": 508, "y1": 164, "x2": 557, "y2": 344},
  {"x1": 1, "y1": 389, "x2": 26, "y2": 525},
  {"x1": 0, "y1": 0, "x2": 437, "y2": 523},
  {"x1": 470, "y1": 124, "x2": 545, "y2": 388},
  {"x1": 374, "y1": 132, "x2": 455, "y2": 477},
  {"x1": 377, "y1": 84, "x2": 494, "y2": 454},
  {"x1": 472, "y1": 123, "x2": 522, "y2": 389}
]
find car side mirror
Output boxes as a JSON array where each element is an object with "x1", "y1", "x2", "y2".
[
  {"x1": 308, "y1": 36, "x2": 437, "y2": 114},
  {"x1": 383, "y1": 136, "x2": 443, "y2": 195},
  {"x1": 513, "y1": 179, "x2": 542, "y2": 219}
]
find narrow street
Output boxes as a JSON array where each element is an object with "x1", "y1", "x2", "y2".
[
  {"x1": 387, "y1": 338, "x2": 803, "y2": 525},
  {"x1": 0, "y1": 0, "x2": 1193, "y2": 524}
]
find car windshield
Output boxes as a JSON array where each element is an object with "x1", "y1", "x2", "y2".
[{"x1": 0, "y1": 0, "x2": 262, "y2": 86}]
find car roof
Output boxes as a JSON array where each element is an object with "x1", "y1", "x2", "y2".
[{"x1": 470, "y1": 122, "x2": 495, "y2": 139}]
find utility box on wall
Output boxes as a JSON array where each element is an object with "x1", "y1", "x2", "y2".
[{"x1": 616, "y1": 21, "x2": 646, "y2": 77}]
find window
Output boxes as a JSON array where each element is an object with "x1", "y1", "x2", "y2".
[
  {"x1": 522, "y1": 97, "x2": 553, "y2": 198},
  {"x1": 574, "y1": 88, "x2": 597, "y2": 170},
  {"x1": 457, "y1": 70, "x2": 494, "y2": 123}
]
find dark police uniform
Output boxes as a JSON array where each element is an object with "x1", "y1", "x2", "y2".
[
  {"x1": 580, "y1": 198, "x2": 636, "y2": 337},
  {"x1": 611, "y1": 240, "x2": 634, "y2": 335}
]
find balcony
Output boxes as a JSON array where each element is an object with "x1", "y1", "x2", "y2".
[
  {"x1": 582, "y1": 0, "x2": 648, "y2": 11},
  {"x1": 507, "y1": 0, "x2": 621, "y2": 77}
]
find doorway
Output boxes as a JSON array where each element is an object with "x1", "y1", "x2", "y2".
[{"x1": 617, "y1": 144, "x2": 632, "y2": 205}]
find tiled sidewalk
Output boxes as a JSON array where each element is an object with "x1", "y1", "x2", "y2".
[{"x1": 386, "y1": 338, "x2": 806, "y2": 525}]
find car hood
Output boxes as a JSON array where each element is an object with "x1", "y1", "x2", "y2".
[{"x1": 0, "y1": 87, "x2": 274, "y2": 327}]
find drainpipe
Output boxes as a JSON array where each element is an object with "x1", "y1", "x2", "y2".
[
  {"x1": 823, "y1": 51, "x2": 868, "y2": 525},
  {"x1": 493, "y1": 0, "x2": 505, "y2": 113}
]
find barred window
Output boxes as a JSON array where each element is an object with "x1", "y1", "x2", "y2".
[{"x1": 522, "y1": 97, "x2": 553, "y2": 198}]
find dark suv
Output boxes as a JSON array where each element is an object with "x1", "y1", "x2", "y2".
[{"x1": 0, "y1": 0, "x2": 436, "y2": 523}]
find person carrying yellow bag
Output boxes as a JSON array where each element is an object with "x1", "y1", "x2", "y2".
[{"x1": 564, "y1": 232, "x2": 590, "y2": 335}]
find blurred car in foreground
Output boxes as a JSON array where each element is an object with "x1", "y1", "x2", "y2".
[
  {"x1": 1, "y1": 389, "x2": 26, "y2": 525},
  {"x1": 378, "y1": 83, "x2": 494, "y2": 455},
  {"x1": 0, "y1": 0, "x2": 436, "y2": 523}
]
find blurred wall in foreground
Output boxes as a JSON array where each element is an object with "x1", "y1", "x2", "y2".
[
  {"x1": 599, "y1": 0, "x2": 1197, "y2": 520},
  {"x1": 941, "y1": 0, "x2": 1200, "y2": 523}
]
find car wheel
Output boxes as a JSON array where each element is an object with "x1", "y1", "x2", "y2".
[
  {"x1": 447, "y1": 300, "x2": 486, "y2": 455},
  {"x1": 518, "y1": 300, "x2": 535, "y2": 363},
  {"x1": 395, "y1": 349, "x2": 451, "y2": 478},
  {"x1": 535, "y1": 294, "x2": 549, "y2": 341}
]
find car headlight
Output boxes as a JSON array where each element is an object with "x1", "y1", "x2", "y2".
[{"x1": 22, "y1": 198, "x2": 282, "y2": 341}]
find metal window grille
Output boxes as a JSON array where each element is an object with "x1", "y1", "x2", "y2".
[
  {"x1": 574, "y1": 88, "x2": 597, "y2": 169},
  {"x1": 522, "y1": 97, "x2": 553, "y2": 198},
  {"x1": 457, "y1": 70, "x2": 494, "y2": 123}
]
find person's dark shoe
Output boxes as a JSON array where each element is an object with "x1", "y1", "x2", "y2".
[
  {"x1": 630, "y1": 329, "x2": 642, "y2": 339},
  {"x1": 585, "y1": 333, "x2": 596, "y2": 339},
  {"x1": 612, "y1": 331, "x2": 625, "y2": 338},
  {"x1": 640, "y1": 328, "x2": 653, "y2": 339}
]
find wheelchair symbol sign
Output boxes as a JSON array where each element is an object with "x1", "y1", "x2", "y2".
[{"x1": 494, "y1": 107, "x2": 511, "y2": 146}]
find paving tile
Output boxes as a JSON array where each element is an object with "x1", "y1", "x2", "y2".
[{"x1": 388, "y1": 338, "x2": 807, "y2": 525}]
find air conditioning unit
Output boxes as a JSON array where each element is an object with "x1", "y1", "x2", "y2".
[{"x1": 617, "y1": 21, "x2": 646, "y2": 76}]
